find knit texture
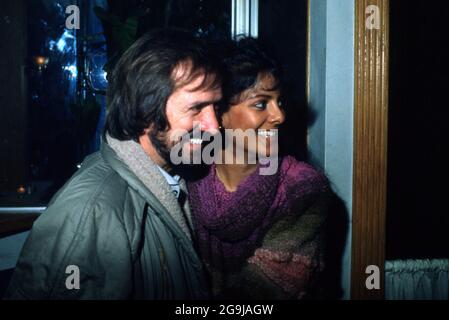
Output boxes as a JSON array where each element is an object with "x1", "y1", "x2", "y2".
[{"x1": 188, "y1": 156, "x2": 331, "y2": 299}]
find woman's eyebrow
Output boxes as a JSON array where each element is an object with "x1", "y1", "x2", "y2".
[{"x1": 247, "y1": 94, "x2": 277, "y2": 100}]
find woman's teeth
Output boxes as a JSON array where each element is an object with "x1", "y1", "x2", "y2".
[
  {"x1": 258, "y1": 130, "x2": 277, "y2": 137},
  {"x1": 190, "y1": 138, "x2": 203, "y2": 145}
]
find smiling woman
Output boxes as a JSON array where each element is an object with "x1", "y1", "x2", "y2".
[
  {"x1": 188, "y1": 37, "x2": 333, "y2": 299},
  {"x1": 220, "y1": 71, "x2": 284, "y2": 166}
]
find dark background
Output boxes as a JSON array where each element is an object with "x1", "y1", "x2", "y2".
[
  {"x1": 386, "y1": 1, "x2": 449, "y2": 259},
  {"x1": 259, "y1": 0, "x2": 309, "y2": 161}
]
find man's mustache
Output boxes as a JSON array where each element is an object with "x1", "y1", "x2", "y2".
[{"x1": 178, "y1": 127, "x2": 218, "y2": 144}]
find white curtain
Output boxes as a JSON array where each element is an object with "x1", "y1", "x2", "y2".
[{"x1": 385, "y1": 259, "x2": 449, "y2": 300}]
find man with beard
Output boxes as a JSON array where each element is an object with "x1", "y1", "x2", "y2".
[{"x1": 5, "y1": 29, "x2": 222, "y2": 299}]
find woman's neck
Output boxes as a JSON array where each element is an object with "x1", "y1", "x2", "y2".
[{"x1": 215, "y1": 163, "x2": 258, "y2": 192}]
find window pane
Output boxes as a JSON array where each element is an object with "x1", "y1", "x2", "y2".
[{"x1": 0, "y1": 0, "x2": 231, "y2": 207}]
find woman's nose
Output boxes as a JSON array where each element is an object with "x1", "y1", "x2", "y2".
[{"x1": 269, "y1": 103, "x2": 286, "y2": 125}]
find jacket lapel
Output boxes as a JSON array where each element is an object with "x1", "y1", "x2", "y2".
[{"x1": 101, "y1": 138, "x2": 193, "y2": 241}]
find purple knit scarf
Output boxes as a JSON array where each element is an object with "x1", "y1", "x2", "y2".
[{"x1": 188, "y1": 156, "x2": 326, "y2": 273}]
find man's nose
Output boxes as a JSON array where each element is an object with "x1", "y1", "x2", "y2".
[{"x1": 198, "y1": 105, "x2": 219, "y2": 133}]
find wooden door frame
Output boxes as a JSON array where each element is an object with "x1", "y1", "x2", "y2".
[
  {"x1": 351, "y1": 0, "x2": 389, "y2": 299},
  {"x1": 306, "y1": 0, "x2": 389, "y2": 299}
]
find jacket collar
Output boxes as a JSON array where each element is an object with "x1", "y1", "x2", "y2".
[{"x1": 100, "y1": 136, "x2": 194, "y2": 241}]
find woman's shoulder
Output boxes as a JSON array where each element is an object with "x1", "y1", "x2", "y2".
[{"x1": 279, "y1": 156, "x2": 329, "y2": 195}]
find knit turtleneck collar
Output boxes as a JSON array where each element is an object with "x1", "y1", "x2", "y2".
[
  {"x1": 188, "y1": 162, "x2": 282, "y2": 271},
  {"x1": 192, "y1": 164, "x2": 280, "y2": 241},
  {"x1": 188, "y1": 156, "x2": 329, "y2": 272}
]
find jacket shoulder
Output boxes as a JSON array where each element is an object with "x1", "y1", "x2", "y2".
[
  {"x1": 4, "y1": 153, "x2": 140, "y2": 299},
  {"x1": 50, "y1": 152, "x2": 128, "y2": 208}
]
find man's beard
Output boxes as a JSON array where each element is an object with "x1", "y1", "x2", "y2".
[
  {"x1": 148, "y1": 128, "x2": 172, "y2": 167},
  {"x1": 148, "y1": 128, "x2": 210, "y2": 180},
  {"x1": 148, "y1": 128, "x2": 196, "y2": 171}
]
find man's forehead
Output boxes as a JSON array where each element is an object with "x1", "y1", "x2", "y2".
[
  {"x1": 188, "y1": 74, "x2": 222, "y2": 94},
  {"x1": 180, "y1": 85, "x2": 222, "y2": 103},
  {"x1": 172, "y1": 60, "x2": 220, "y2": 92},
  {"x1": 170, "y1": 77, "x2": 222, "y2": 105}
]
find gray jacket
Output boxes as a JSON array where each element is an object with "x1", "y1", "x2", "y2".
[{"x1": 4, "y1": 140, "x2": 209, "y2": 299}]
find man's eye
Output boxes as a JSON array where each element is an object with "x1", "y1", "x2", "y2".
[
  {"x1": 254, "y1": 101, "x2": 268, "y2": 110},
  {"x1": 190, "y1": 105, "x2": 202, "y2": 113},
  {"x1": 278, "y1": 99, "x2": 283, "y2": 108}
]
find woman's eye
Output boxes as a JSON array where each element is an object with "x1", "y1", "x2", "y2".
[{"x1": 254, "y1": 101, "x2": 268, "y2": 109}]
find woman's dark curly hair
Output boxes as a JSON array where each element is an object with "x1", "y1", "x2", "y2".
[{"x1": 217, "y1": 36, "x2": 282, "y2": 116}]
